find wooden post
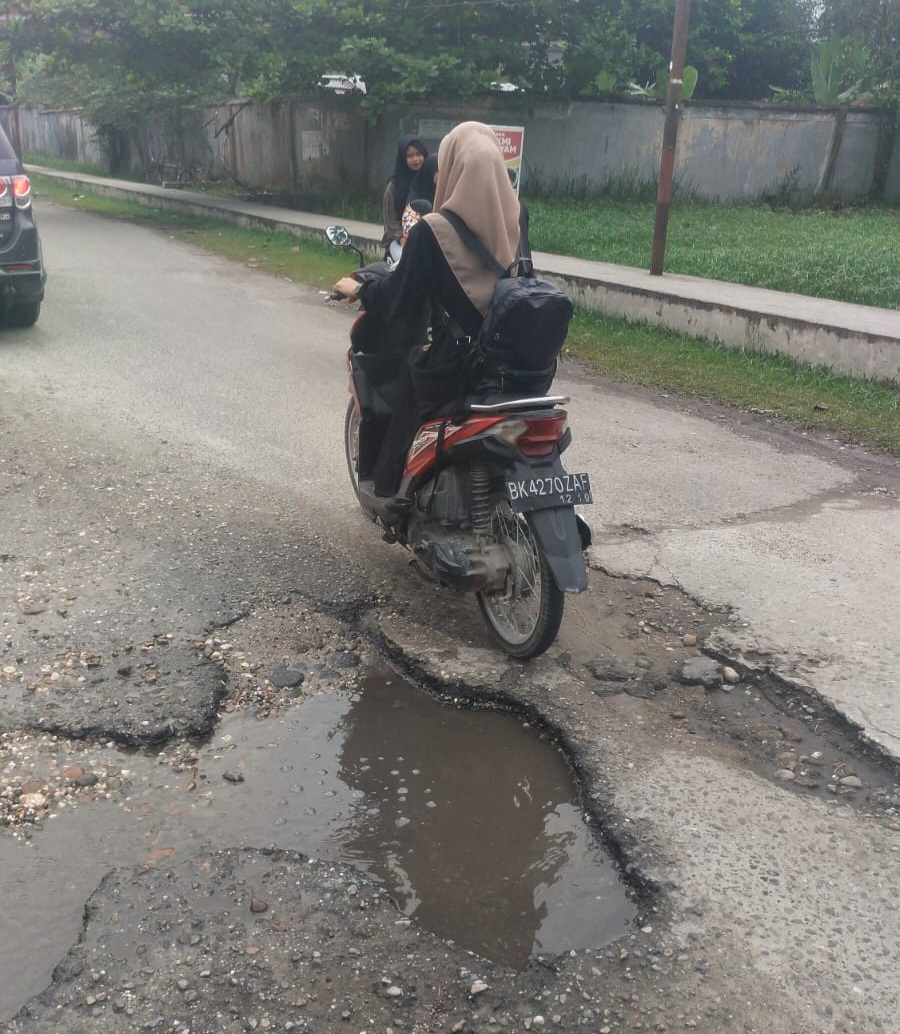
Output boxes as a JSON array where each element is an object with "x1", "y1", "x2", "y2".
[{"x1": 650, "y1": 0, "x2": 692, "y2": 276}]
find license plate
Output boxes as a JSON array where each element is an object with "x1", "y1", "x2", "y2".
[{"x1": 506, "y1": 472, "x2": 593, "y2": 513}]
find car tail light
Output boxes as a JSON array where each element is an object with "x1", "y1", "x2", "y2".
[
  {"x1": 516, "y1": 412, "x2": 569, "y2": 456},
  {"x1": 0, "y1": 176, "x2": 31, "y2": 209},
  {"x1": 12, "y1": 175, "x2": 32, "y2": 209}
]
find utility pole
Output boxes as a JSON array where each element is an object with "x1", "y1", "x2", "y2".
[{"x1": 650, "y1": 0, "x2": 692, "y2": 276}]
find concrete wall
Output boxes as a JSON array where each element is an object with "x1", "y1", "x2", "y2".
[
  {"x1": 6, "y1": 98, "x2": 898, "y2": 204},
  {"x1": 8, "y1": 107, "x2": 106, "y2": 168},
  {"x1": 375, "y1": 100, "x2": 896, "y2": 201}
]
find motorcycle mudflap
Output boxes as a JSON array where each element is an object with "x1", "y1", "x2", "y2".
[
  {"x1": 507, "y1": 461, "x2": 589, "y2": 593},
  {"x1": 526, "y1": 506, "x2": 589, "y2": 592}
]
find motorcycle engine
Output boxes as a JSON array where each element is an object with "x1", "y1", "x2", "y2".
[{"x1": 406, "y1": 469, "x2": 508, "y2": 592}]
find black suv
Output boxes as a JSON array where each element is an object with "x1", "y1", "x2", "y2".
[{"x1": 0, "y1": 122, "x2": 45, "y2": 327}]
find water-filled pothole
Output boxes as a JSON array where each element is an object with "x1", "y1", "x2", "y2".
[
  {"x1": 331, "y1": 671, "x2": 636, "y2": 966},
  {"x1": 0, "y1": 667, "x2": 635, "y2": 1018}
]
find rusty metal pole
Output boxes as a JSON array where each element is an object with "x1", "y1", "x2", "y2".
[{"x1": 650, "y1": 0, "x2": 692, "y2": 276}]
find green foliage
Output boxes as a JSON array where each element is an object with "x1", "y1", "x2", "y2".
[
  {"x1": 815, "y1": 0, "x2": 899, "y2": 104},
  {"x1": 0, "y1": 0, "x2": 876, "y2": 133},
  {"x1": 810, "y1": 36, "x2": 870, "y2": 105},
  {"x1": 625, "y1": 0, "x2": 817, "y2": 100},
  {"x1": 627, "y1": 66, "x2": 698, "y2": 100},
  {"x1": 3, "y1": 0, "x2": 255, "y2": 128},
  {"x1": 583, "y1": 71, "x2": 619, "y2": 98}
]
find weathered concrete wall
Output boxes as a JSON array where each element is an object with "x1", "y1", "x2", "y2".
[
  {"x1": 375, "y1": 100, "x2": 894, "y2": 201},
  {"x1": 7, "y1": 107, "x2": 105, "y2": 168},
  {"x1": 206, "y1": 103, "x2": 296, "y2": 189},
  {"x1": 7, "y1": 98, "x2": 899, "y2": 204}
]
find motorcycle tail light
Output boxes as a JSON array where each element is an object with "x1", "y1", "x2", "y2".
[
  {"x1": 516, "y1": 412, "x2": 569, "y2": 457},
  {"x1": 487, "y1": 418, "x2": 527, "y2": 446},
  {"x1": 12, "y1": 175, "x2": 32, "y2": 209}
]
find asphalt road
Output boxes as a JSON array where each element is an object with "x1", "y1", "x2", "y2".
[
  {"x1": 12, "y1": 199, "x2": 900, "y2": 755},
  {"x1": 1, "y1": 201, "x2": 898, "y2": 1034}
]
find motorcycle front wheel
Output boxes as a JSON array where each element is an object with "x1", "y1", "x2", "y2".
[
  {"x1": 476, "y1": 501, "x2": 564, "y2": 660},
  {"x1": 344, "y1": 398, "x2": 361, "y2": 500}
]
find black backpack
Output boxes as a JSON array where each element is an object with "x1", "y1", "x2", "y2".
[{"x1": 442, "y1": 210, "x2": 573, "y2": 396}]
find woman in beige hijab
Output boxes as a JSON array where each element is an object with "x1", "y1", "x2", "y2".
[{"x1": 333, "y1": 121, "x2": 528, "y2": 496}]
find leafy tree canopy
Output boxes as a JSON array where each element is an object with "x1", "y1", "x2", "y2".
[
  {"x1": 814, "y1": 0, "x2": 899, "y2": 101},
  {"x1": 1, "y1": 0, "x2": 883, "y2": 133}
]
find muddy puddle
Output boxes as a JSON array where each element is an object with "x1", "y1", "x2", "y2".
[{"x1": 0, "y1": 669, "x2": 635, "y2": 1018}]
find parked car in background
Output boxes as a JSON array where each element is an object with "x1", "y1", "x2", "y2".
[{"x1": 0, "y1": 122, "x2": 45, "y2": 328}]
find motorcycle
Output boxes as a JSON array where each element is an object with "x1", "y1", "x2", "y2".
[{"x1": 325, "y1": 224, "x2": 593, "y2": 660}]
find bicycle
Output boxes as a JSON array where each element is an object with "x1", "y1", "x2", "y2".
[{"x1": 148, "y1": 151, "x2": 193, "y2": 188}]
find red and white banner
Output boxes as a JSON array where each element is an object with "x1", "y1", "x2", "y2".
[{"x1": 488, "y1": 125, "x2": 525, "y2": 195}]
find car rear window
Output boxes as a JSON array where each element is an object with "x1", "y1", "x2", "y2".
[{"x1": 0, "y1": 124, "x2": 19, "y2": 159}]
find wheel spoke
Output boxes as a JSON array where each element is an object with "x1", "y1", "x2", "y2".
[{"x1": 479, "y1": 503, "x2": 545, "y2": 646}]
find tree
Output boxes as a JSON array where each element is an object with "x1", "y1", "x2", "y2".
[
  {"x1": 815, "y1": 0, "x2": 899, "y2": 98},
  {"x1": 0, "y1": 0, "x2": 828, "y2": 131},
  {"x1": 619, "y1": 0, "x2": 816, "y2": 100},
  {"x1": 2, "y1": 0, "x2": 257, "y2": 129}
]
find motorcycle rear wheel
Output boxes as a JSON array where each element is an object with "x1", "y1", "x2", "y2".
[
  {"x1": 344, "y1": 398, "x2": 361, "y2": 499},
  {"x1": 476, "y1": 502, "x2": 564, "y2": 660}
]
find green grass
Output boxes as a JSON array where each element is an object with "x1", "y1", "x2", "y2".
[
  {"x1": 25, "y1": 153, "x2": 110, "y2": 178},
  {"x1": 525, "y1": 196, "x2": 900, "y2": 310},
  {"x1": 565, "y1": 312, "x2": 900, "y2": 452},
  {"x1": 31, "y1": 172, "x2": 900, "y2": 455}
]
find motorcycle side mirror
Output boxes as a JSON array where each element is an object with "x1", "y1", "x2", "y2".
[
  {"x1": 408, "y1": 199, "x2": 432, "y2": 216},
  {"x1": 324, "y1": 224, "x2": 364, "y2": 266},
  {"x1": 325, "y1": 225, "x2": 352, "y2": 248}
]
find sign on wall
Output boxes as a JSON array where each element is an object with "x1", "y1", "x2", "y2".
[
  {"x1": 488, "y1": 125, "x2": 525, "y2": 194},
  {"x1": 417, "y1": 119, "x2": 457, "y2": 140},
  {"x1": 415, "y1": 121, "x2": 525, "y2": 193}
]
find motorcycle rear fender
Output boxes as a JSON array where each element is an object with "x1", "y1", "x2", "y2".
[
  {"x1": 507, "y1": 457, "x2": 589, "y2": 594},
  {"x1": 526, "y1": 507, "x2": 589, "y2": 593}
]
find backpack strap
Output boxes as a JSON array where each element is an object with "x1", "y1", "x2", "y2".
[{"x1": 441, "y1": 209, "x2": 513, "y2": 277}]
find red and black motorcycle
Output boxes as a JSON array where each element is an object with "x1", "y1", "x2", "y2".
[{"x1": 326, "y1": 225, "x2": 592, "y2": 659}]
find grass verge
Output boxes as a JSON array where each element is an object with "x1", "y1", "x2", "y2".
[
  {"x1": 526, "y1": 196, "x2": 900, "y2": 311},
  {"x1": 32, "y1": 172, "x2": 900, "y2": 455}
]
